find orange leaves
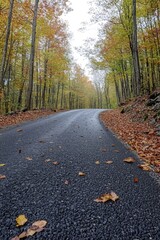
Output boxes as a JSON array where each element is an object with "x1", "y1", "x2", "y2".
[
  {"x1": 123, "y1": 157, "x2": 135, "y2": 163},
  {"x1": 138, "y1": 164, "x2": 151, "y2": 171},
  {"x1": 12, "y1": 219, "x2": 47, "y2": 239},
  {"x1": 95, "y1": 191, "x2": 119, "y2": 203}
]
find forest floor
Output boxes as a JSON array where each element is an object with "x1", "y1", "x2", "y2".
[
  {"x1": 0, "y1": 109, "x2": 66, "y2": 128},
  {"x1": 101, "y1": 91, "x2": 160, "y2": 173}
]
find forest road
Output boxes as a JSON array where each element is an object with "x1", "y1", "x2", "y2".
[{"x1": 0, "y1": 109, "x2": 160, "y2": 240}]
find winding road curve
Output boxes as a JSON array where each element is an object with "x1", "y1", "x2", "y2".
[{"x1": 0, "y1": 109, "x2": 160, "y2": 239}]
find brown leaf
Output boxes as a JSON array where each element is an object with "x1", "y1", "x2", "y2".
[
  {"x1": 114, "y1": 150, "x2": 120, "y2": 153},
  {"x1": 95, "y1": 191, "x2": 119, "y2": 203},
  {"x1": 11, "y1": 237, "x2": 19, "y2": 240},
  {"x1": 25, "y1": 157, "x2": 32, "y2": 161},
  {"x1": 17, "y1": 129, "x2": 23, "y2": 132},
  {"x1": 106, "y1": 161, "x2": 113, "y2": 164},
  {"x1": 52, "y1": 161, "x2": 59, "y2": 165},
  {"x1": 0, "y1": 174, "x2": 6, "y2": 180},
  {"x1": 78, "y1": 171, "x2": 86, "y2": 176},
  {"x1": 123, "y1": 157, "x2": 135, "y2": 163},
  {"x1": 134, "y1": 177, "x2": 139, "y2": 183},
  {"x1": 18, "y1": 231, "x2": 27, "y2": 239},
  {"x1": 16, "y1": 215, "x2": 28, "y2": 227},
  {"x1": 138, "y1": 164, "x2": 151, "y2": 171},
  {"x1": 32, "y1": 220, "x2": 47, "y2": 229}
]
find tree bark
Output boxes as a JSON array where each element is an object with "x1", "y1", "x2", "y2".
[
  {"x1": 0, "y1": 0, "x2": 14, "y2": 110},
  {"x1": 26, "y1": 0, "x2": 39, "y2": 110}
]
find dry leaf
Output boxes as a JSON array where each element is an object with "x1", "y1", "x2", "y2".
[
  {"x1": 64, "y1": 180, "x2": 69, "y2": 185},
  {"x1": 53, "y1": 161, "x2": 59, "y2": 165},
  {"x1": 123, "y1": 157, "x2": 135, "y2": 163},
  {"x1": 138, "y1": 164, "x2": 151, "y2": 171},
  {"x1": 39, "y1": 140, "x2": 45, "y2": 143},
  {"x1": 134, "y1": 177, "x2": 139, "y2": 183},
  {"x1": 45, "y1": 159, "x2": 52, "y2": 162},
  {"x1": 0, "y1": 163, "x2": 5, "y2": 167},
  {"x1": 112, "y1": 144, "x2": 115, "y2": 147},
  {"x1": 25, "y1": 157, "x2": 32, "y2": 161},
  {"x1": 101, "y1": 148, "x2": 107, "y2": 152},
  {"x1": 106, "y1": 161, "x2": 113, "y2": 164},
  {"x1": 95, "y1": 160, "x2": 100, "y2": 164},
  {"x1": 11, "y1": 237, "x2": 19, "y2": 240},
  {"x1": 17, "y1": 129, "x2": 23, "y2": 132},
  {"x1": 95, "y1": 191, "x2": 119, "y2": 203},
  {"x1": 18, "y1": 231, "x2": 27, "y2": 239},
  {"x1": 114, "y1": 150, "x2": 120, "y2": 153},
  {"x1": 78, "y1": 172, "x2": 86, "y2": 176},
  {"x1": 16, "y1": 215, "x2": 28, "y2": 227},
  {"x1": 0, "y1": 174, "x2": 6, "y2": 180},
  {"x1": 32, "y1": 220, "x2": 47, "y2": 229}
]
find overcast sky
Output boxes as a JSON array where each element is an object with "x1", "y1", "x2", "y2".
[{"x1": 64, "y1": 0, "x2": 99, "y2": 80}]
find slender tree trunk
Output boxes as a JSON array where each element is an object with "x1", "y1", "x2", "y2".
[
  {"x1": 26, "y1": 0, "x2": 39, "y2": 110},
  {"x1": 0, "y1": 0, "x2": 14, "y2": 112},
  {"x1": 132, "y1": 0, "x2": 141, "y2": 95}
]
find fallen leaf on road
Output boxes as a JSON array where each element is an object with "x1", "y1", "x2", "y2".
[
  {"x1": 53, "y1": 161, "x2": 59, "y2": 165},
  {"x1": 64, "y1": 180, "x2": 69, "y2": 185},
  {"x1": 101, "y1": 148, "x2": 107, "y2": 152},
  {"x1": 95, "y1": 191, "x2": 119, "y2": 203},
  {"x1": 0, "y1": 163, "x2": 5, "y2": 167},
  {"x1": 123, "y1": 157, "x2": 135, "y2": 163},
  {"x1": 78, "y1": 172, "x2": 86, "y2": 176},
  {"x1": 112, "y1": 144, "x2": 115, "y2": 147},
  {"x1": 106, "y1": 161, "x2": 113, "y2": 164},
  {"x1": 114, "y1": 150, "x2": 120, "y2": 153},
  {"x1": 17, "y1": 129, "x2": 23, "y2": 132},
  {"x1": 0, "y1": 174, "x2": 6, "y2": 180},
  {"x1": 138, "y1": 164, "x2": 151, "y2": 171},
  {"x1": 95, "y1": 160, "x2": 100, "y2": 164},
  {"x1": 16, "y1": 215, "x2": 28, "y2": 227},
  {"x1": 39, "y1": 140, "x2": 45, "y2": 143},
  {"x1": 134, "y1": 177, "x2": 139, "y2": 183},
  {"x1": 12, "y1": 220, "x2": 47, "y2": 239},
  {"x1": 45, "y1": 159, "x2": 52, "y2": 162},
  {"x1": 25, "y1": 157, "x2": 32, "y2": 161}
]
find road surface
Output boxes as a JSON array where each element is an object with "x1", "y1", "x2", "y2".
[{"x1": 0, "y1": 109, "x2": 160, "y2": 239}]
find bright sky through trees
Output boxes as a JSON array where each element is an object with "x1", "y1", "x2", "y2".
[{"x1": 64, "y1": 0, "x2": 99, "y2": 80}]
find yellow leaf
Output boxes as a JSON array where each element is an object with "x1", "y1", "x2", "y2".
[
  {"x1": 0, "y1": 163, "x2": 5, "y2": 167},
  {"x1": 94, "y1": 191, "x2": 119, "y2": 203},
  {"x1": 123, "y1": 157, "x2": 135, "y2": 163},
  {"x1": 16, "y1": 215, "x2": 28, "y2": 227},
  {"x1": 78, "y1": 172, "x2": 86, "y2": 176}
]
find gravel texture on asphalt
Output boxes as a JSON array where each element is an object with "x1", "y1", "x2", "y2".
[{"x1": 0, "y1": 109, "x2": 160, "y2": 240}]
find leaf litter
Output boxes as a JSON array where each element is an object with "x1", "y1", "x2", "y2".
[{"x1": 95, "y1": 191, "x2": 119, "y2": 203}]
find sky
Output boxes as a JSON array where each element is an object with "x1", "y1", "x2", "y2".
[{"x1": 64, "y1": 0, "x2": 99, "y2": 80}]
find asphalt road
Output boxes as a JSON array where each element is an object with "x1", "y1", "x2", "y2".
[{"x1": 0, "y1": 109, "x2": 160, "y2": 240}]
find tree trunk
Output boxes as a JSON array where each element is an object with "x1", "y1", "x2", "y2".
[
  {"x1": 0, "y1": 0, "x2": 14, "y2": 111},
  {"x1": 26, "y1": 0, "x2": 39, "y2": 110},
  {"x1": 132, "y1": 0, "x2": 141, "y2": 95}
]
